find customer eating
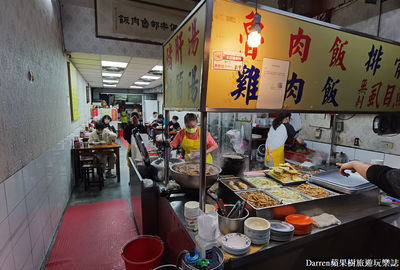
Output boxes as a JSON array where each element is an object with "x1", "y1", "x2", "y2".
[{"x1": 89, "y1": 123, "x2": 117, "y2": 178}]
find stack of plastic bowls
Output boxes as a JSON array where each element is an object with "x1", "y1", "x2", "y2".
[
  {"x1": 244, "y1": 217, "x2": 271, "y2": 245},
  {"x1": 184, "y1": 201, "x2": 200, "y2": 230},
  {"x1": 285, "y1": 214, "x2": 313, "y2": 235}
]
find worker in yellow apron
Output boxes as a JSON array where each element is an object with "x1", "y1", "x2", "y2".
[
  {"x1": 265, "y1": 113, "x2": 302, "y2": 167},
  {"x1": 170, "y1": 113, "x2": 218, "y2": 164},
  {"x1": 120, "y1": 110, "x2": 128, "y2": 130}
]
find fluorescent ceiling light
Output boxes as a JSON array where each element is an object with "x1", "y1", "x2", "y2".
[
  {"x1": 101, "y1": 61, "x2": 128, "y2": 68},
  {"x1": 134, "y1": 81, "x2": 151, "y2": 85},
  {"x1": 141, "y1": 75, "x2": 160, "y2": 80},
  {"x1": 103, "y1": 79, "x2": 119, "y2": 83},
  {"x1": 151, "y1": 65, "x2": 163, "y2": 71},
  {"x1": 130, "y1": 86, "x2": 143, "y2": 89},
  {"x1": 103, "y1": 84, "x2": 117, "y2": 87},
  {"x1": 102, "y1": 72, "x2": 122, "y2": 77}
]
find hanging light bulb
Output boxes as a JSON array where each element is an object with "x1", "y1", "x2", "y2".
[{"x1": 247, "y1": 1, "x2": 262, "y2": 48}]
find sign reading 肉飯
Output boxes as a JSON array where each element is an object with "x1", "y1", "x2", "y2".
[
  {"x1": 163, "y1": 3, "x2": 206, "y2": 110},
  {"x1": 205, "y1": 0, "x2": 400, "y2": 112},
  {"x1": 95, "y1": 0, "x2": 187, "y2": 44}
]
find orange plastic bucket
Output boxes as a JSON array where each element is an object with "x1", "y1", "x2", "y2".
[{"x1": 121, "y1": 235, "x2": 164, "y2": 270}]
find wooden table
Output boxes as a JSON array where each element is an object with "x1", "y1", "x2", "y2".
[{"x1": 72, "y1": 143, "x2": 121, "y2": 185}]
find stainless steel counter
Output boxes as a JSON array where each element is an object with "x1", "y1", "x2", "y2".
[{"x1": 168, "y1": 189, "x2": 400, "y2": 269}]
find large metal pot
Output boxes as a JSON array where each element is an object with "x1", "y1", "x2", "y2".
[
  {"x1": 151, "y1": 158, "x2": 186, "y2": 182},
  {"x1": 170, "y1": 162, "x2": 221, "y2": 189}
]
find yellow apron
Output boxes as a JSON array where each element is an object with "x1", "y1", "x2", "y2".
[
  {"x1": 182, "y1": 128, "x2": 213, "y2": 164},
  {"x1": 265, "y1": 144, "x2": 285, "y2": 167},
  {"x1": 120, "y1": 111, "x2": 128, "y2": 123}
]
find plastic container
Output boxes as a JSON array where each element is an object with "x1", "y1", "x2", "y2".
[
  {"x1": 121, "y1": 235, "x2": 164, "y2": 270},
  {"x1": 284, "y1": 149, "x2": 315, "y2": 163}
]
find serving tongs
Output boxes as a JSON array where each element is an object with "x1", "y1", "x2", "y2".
[{"x1": 227, "y1": 200, "x2": 246, "y2": 218}]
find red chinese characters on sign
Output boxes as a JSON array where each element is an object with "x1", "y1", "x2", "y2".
[
  {"x1": 166, "y1": 44, "x2": 173, "y2": 70},
  {"x1": 188, "y1": 17, "x2": 199, "y2": 56},
  {"x1": 239, "y1": 11, "x2": 264, "y2": 60},
  {"x1": 355, "y1": 79, "x2": 368, "y2": 109},
  {"x1": 175, "y1": 31, "x2": 184, "y2": 65},
  {"x1": 289, "y1": 27, "x2": 311, "y2": 63},
  {"x1": 367, "y1": 82, "x2": 382, "y2": 108},
  {"x1": 394, "y1": 91, "x2": 400, "y2": 107},
  {"x1": 329, "y1": 36, "x2": 348, "y2": 70},
  {"x1": 383, "y1": 85, "x2": 395, "y2": 107}
]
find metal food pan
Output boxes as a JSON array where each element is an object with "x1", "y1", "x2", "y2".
[
  {"x1": 235, "y1": 189, "x2": 283, "y2": 210},
  {"x1": 310, "y1": 177, "x2": 376, "y2": 194},
  {"x1": 264, "y1": 187, "x2": 313, "y2": 204},
  {"x1": 265, "y1": 171, "x2": 307, "y2": 186},
  {"x1": 242, "y1": 175, "x2": 283, "y2": 189},
  {"x1": 289, "y1": 182, "x2": 341, "y2": 199},
  {"x1": 220, "y1": 178, "x2": 257, "y2": 192}
]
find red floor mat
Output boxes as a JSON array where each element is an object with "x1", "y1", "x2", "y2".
[
  {"x1": 119, "y1": 130, "x2": 130, "y2": 149},
  {"x1": 46, "y1": 199, "x2": 137, "y2": 270}
]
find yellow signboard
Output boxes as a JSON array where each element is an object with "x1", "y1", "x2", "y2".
[
  {"x1": 163, "y1": 3, "x2": 206, "y2": 110},
  {"x1": 68, "y1": 63, "x2": 79, "y2": 121},
  {"x1": 206, "y1": 0, "x2": 400, "y2": 112}
]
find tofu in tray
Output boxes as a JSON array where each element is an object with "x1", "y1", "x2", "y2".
[
  {"x1": 222, "y1": 178, "x2": 254, "y2": 191},
  {"x1": 267, "y1": 163, "x2": 307, "y2": 185},
  {"x1": 244, "y1": 176, "x2": 282, "y2": 189}
]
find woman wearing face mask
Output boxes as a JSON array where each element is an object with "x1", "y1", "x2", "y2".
[{"x1": 170, "y1": 113, "x2": 218, "y2": 164}]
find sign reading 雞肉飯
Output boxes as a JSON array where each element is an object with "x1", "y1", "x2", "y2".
[
  {"x1": 163, "y1": 3, "x2": 206, "y2": 110},
  {"x1": 95, "y1": 0, "x2": 187, "y2": 44},
  {"x1": 205, "y1": 0, "x2": 400, "y2": 112}
]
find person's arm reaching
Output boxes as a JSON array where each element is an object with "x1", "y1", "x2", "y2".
[
  {"x1": 206, "y1": 132, "x2": 218, "y2": 154},
  {"x1": 170, "y1": 130, "x2": 184, "y2": 148},
  {"x1": 338, "y1": 161, "x2": 400, "y2": 198},
  {"x1": 337, "y1": 160, "x2": 372, "y2": 179},
  {"x1": 206, "y1": 144, "x2": 218, "y2": 154}
]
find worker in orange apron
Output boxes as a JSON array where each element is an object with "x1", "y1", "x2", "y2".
[
  {"x1": 265, "y1": 113, "x2": 304, "y2": 167},
  {"x1": 170, "y1": 113, "x2": 218, "y2": 164}
]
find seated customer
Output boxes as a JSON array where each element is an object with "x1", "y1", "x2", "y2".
[
  {"x1": 152, "y1": 114, "x2": 164, "y2": 128},
  {"x1": 168, "y1": 116, "x2": 181, "y2": 131},
  {"x1": 89, "y1": 123, "x2": 117, "y2": 178},
  {"x1": 100, "y1": 115, "x2": 117, "y2": 134}
]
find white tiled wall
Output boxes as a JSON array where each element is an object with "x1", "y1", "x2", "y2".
[
  {"x1": 354, "y1": 149, "x2": 385, "y2": 163},
  {"x1": 304, "y1": 141, "x2": 399, "y2": 167},
  {"x1": 0, "y1": 135, "x2": 73, "y2": 270},
  {"x1": 384, "y1": 154, "x2": 400, "y2": 169}
]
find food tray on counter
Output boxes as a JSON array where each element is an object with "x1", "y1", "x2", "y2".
[
  {"x1": 265, "y1": 171, "x2": 307, "y2": 186},
  {"x1": 244, "y1": 176, "x2": 282, "y2": 189},
  {"x1": 219, "y1": 178, "x2": 256, "y2": 192},
  {"x1": 290, "y1": 183, "x2": 340, "y2": 199},
  {"x1": 265, "y1": 187, "x2": 313, "y2": 204},
  {"x1": 235, "y1": 190, "x2": 283, "y2": 210}
]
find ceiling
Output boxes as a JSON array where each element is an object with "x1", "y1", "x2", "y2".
[{"x1": 69, "y1": 52, "x2": 163, "y2": 89}]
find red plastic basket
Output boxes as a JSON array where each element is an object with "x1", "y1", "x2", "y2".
[{"x1": 284, "y1": 149, "x2": 315, "y2": 163}]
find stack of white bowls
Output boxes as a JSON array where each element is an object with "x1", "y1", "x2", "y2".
[
  {"x1": 244, "y1": 217, "x2": 271, "y2": 245},
  {"x1": 184, "y1": 201, "x2": 200, "y2": 230}
]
